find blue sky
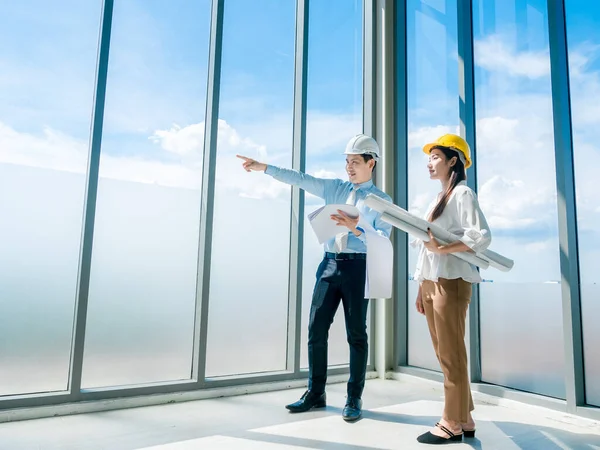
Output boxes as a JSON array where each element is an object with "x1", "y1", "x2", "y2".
[
  {"x1": 404, "y1": 0, "x2": 600, "y2": 400},
  {"x1": 405, "y1": 0, "x2": 600, "y2": 283},
  {"x1": 1, "y1": 0, "x2": 600, "y2": 394},
  {"x1": 0, "y1": 0, "x2": 365, "y2": 386},
  {"x1": 0, "y1": 0, "x2": 596, "y2": 128},
  {"x1": 1, "y1": 0, "x2": 599, "y2": 282}
]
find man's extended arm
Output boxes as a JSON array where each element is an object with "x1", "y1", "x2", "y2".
[{"x1": 238, "y1": 155, "x2": 340, "y2": 200}]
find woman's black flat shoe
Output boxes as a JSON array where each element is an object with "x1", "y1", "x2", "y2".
[{"x1": 417, "y1": 422, "x2": 463, "y2": 445}]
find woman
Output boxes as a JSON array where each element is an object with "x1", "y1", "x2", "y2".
[{"x1": 413, "y1": 134, "x2": 491, "y2": 445}]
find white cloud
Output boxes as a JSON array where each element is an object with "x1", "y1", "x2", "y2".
[
  {"x1": 469, "y1": 111, "x2": 560, "y2": 232},
  {"x1": 0, "y1": 112, "x2": 359, "y2": 203},
  {"x1": 525, "y1": 241, "x2": 550, "y2": 253},
  {"x1": 568, "y1": 42, "x2": 600, "y2": 78},
  {"x1": 3, "y1": 28, "x2": 598, "y2": 256},
  {"x1": 408, "y1": 124, "x2": 457, "y2": 150},
  {"x1": 405, "y1": 36, "x2": 600, "y2": 261},
  {"x1": 149, "y1": 119, "x2": 267, "y2": 161},
  {"x1": 0, "y1": 122, "x2": 88, "y2": 173},
  {"x1": 0, "y1": 120, "x2": 207, "y2": 189},
  {"x1": 409, "y1": 192, "x2": 434, "y2": 218},
  {"x1": 478, "y1": 175, "x2": 554, "y2": 230},
  {"x1": 314, "y1": 169, "x2": 338, "y2": 179},
  {"x1": 149, "y1": 123, "x2": 205, "y2": 157},
  {"x1": 147, "y1": 117, "x2": 354, "y2": 201},
  {"x1": 99, "y1": 157, "x2": 202, "y2": 189},
  {"x1": 475, "y1": 117, "x2": 521, "y2": 154},
  {"x1": 475, "y1": 35, "x2": 550, "y2": 79},
  {"x1": 569, "y1": 54, "x2": 600, "y2": 130}
]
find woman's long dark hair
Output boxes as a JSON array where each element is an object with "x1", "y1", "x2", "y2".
[{"x1": 428, "y1": 146, "x2": 467, "y2": 222}]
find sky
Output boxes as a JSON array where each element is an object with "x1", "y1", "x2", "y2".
[
  {"x1": 0, "y1": 0, "x2": 598, "y2": 401},
  {"x1": 405, "y1": 0, "x2": 600, "y2": 402}
]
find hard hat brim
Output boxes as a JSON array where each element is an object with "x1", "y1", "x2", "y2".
[
  {"x1": 343, "y1": 150, "x2": 380, "y2": 161},
  {"x1": 422, "y1": 142, "x2": 472, "y2": 168},
  {"x1": 422, "y1": 143, "x2": 436, "y2": 155}
]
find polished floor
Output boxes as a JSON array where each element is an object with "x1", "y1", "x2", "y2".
[{"x1": 1, "y1": 376, "x2": 599, "y2": 449}]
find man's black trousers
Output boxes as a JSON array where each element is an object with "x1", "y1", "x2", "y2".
[{"x1": 307, "y1": 254, "x2": 369, "y2": 399}]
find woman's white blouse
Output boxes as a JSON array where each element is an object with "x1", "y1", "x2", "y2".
[{"x1": 413, "y1": 181, "x2": 492, "y2": 284}]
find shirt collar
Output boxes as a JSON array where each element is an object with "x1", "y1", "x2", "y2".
[{"x1": 353, "y1": 179, "x2": 374, "y2": 190}]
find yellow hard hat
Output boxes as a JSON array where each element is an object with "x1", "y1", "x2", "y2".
[{"x1": 422, "y1": 134, "x2": 472, "y2": 169}]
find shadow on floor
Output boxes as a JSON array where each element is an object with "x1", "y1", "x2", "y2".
[
  {"x1": 365, "y1": 411, "x2": 600, "y2": 450},
  {"x1": 234, "y1": 408, "x2": 600, "y2": 450},
  {"x1": 234, "y1": 422, "x2": 600, "y2": 450},
  {"x1": 493, "y1": 421, "x2": 600, "y2": 450}
]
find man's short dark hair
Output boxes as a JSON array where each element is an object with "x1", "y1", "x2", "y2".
[{"x1": 361, "y1": 154, "x2": 377, "y2": 171}]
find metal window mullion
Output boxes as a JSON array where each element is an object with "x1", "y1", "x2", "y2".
[
  {"x1": 393, "y1": 0, "x2": 409, "y2": 369},
  {"x1": 67, "y1": 0, "x2": 114, "y2": 397},
  {"x1": 363, "y1": 0, "x2": 377, "y2": 370},
  {"x1": 373, "y1": 0, "x2": 403, "y2": 374},
  {"x1": 457, "y1": 0, "x2": 481, "y2": 383},
  {"x1": 194, "y1": 0, "x2": 225, "y2": 385},
  {"x1": 363, "y1": 0, "x2": 375, "y2": 137},
  {"x1": 286, "y1": 0, "x2": 309, "y2": 374},
  {"x1": 546, "y1": 0, "x2": 585, "y2": 411}
]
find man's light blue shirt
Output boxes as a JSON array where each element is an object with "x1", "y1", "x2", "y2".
[{"x1": 265, "y1": 165, "x2": 393, "y2": 254}]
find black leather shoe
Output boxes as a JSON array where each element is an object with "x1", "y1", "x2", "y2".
[
  {"x1": 285, "y1": 390, "x2": 326, "y2": 413},
  {"x1": 342, "y1": 397, "x2": 362, "y2": 421}
]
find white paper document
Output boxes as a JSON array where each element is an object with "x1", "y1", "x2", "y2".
[
  {"x1": 307, "y1": 204, "x2": 360, "y2": 244},
  {"x1": 359, "y1": 221, "x2": 393, "y2": 299},
  {"x1": 307, "y1": 204, "x2": 394, "y2": 299}
]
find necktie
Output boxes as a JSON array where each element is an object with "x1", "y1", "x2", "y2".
[{"x1": 333, "y1": 187, "x2": 358, "y2": 253}]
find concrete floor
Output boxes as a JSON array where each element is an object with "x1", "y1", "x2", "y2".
[{"x1": 1, "y1": 376, "x2": 599, "y2": 450}]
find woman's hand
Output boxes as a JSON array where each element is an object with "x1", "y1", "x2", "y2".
[
  {"x1": 423, "y1": 228, "x2": 443, "y2": 254},
  {"x1": 423, "y1": 228, "x2": 473, "y2": 255},
  {"x1": 415, "y1": 287, "x2": 425, "y2": 315}
]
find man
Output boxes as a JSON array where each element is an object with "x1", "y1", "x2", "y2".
[{"x1": 237, "y1": 134, "x2": 392, "y2": 421}]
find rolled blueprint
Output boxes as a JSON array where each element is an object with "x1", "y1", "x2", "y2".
[
  {"x1": 380, "y1": 213, "x2": 491, "y2": 270},
  {"x1": 365, "y1": 194, "x2": 513, "y2": 272}
]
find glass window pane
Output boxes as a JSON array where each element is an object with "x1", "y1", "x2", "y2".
[
  {"x1": 0, "y1": 1, "x2": 100, "y2": 396},
  {"x1": 205, "y1": 0, "x2": 296, "y2": 377},
  {"x1": 300, "y1": 0, "x2": 365, "y2": 369},
  {"x1": 82, "y1": 0, "x2": 211, "y2": 388},
  {"x1": 565, "y1": 0, "x2": 600, "y2": 407},
  {"x1": 406, "y1": 0, "x2": 459, "y2": 371},
  {"x1": 473, "y1": 0, "x2": 565, "y2": 399}
]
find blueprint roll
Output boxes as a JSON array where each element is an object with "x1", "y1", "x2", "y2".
[
  {"x1": 380, "y1": 213, "x2": 429, "y2": 242},
  {"x1": 365, "y1": 194, "x2": 513, "y2": 272},
  {"x1": 426, "y1": 220, "x2": 513, "y2": 272},
  {"x1": 366, "y1": 195, "x2": 428, "y2": 232},
  {"x1": 471, "y1": 248, "x2": 514, "y2": 272},
  {"x1": 380, "y1": 213, "x2": 491, "y2": 270}
]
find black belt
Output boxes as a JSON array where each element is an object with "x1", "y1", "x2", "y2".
[{"x1": 325, "y1": 252, "x2": 366, "y2": 261}]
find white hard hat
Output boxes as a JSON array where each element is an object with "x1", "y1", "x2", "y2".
[{"x1": 344, "y1": 134, "x2": 380, "y2": 161}]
